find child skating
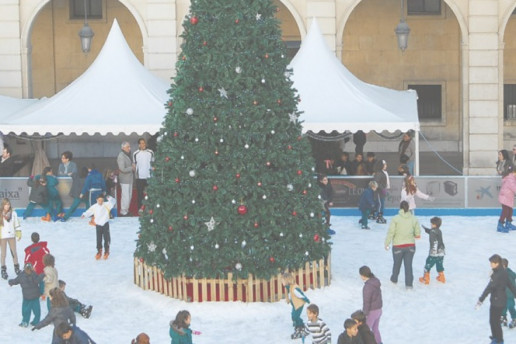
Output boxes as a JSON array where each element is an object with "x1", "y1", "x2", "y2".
[
  {"x1": 281, "y1": 272, "x2": 311, "y2": 339},
  {"x1": 419, "y1": 217, "x2": 446, "y2": 284},
  {"x1": 8, "y1": 262, "x2": 43, "y2": 327},
  {"x1": 59, "y1": 280, "x2": 93, "y2": 319},
  {"x1": 81, "y1": 195, "x2": 116, "y2": 260},
  {"x1": 305, "y1": 304, "x2": 331, "y2": 344},
  {"x1": 358, "y1": 181, "x2": 378, "y2": 230}
]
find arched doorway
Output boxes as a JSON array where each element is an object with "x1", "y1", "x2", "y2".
[
  {"x1": 502, "y1": 4, "x2": 516, "y2": 143},
  {"x1": 29, "y1": 0, "x2": 143, "y2": 98},
  {"x1": 341, "y1": 0, "x2": 462, "y2": 153},
  {"x1": 274, "y1": 0, "x2": 302, "y2": 61}
]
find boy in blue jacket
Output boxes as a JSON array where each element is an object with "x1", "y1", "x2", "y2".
[
  {"x1": 358, "y1": 181, "x2": 378, "y2": 230},
  {"x1": 8, "y1": 263, "x2": 43, "y2": 327}
]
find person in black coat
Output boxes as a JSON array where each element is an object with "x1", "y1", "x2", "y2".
[
  {"x1": 318, "y1": 174, "x2": 334, "y2": 228},
  {"x1": 0, "y1": 146, "x2": 16, "y2": 177},
  {"x1": 23, "y1": 175, "x2": 49, "y2": 219},
  {"x1": 351, "y1": 310, "x2": 377, "y2": 344},
  {"x1": 477, "y1": 254, "x2": 516, "y2": 344}
]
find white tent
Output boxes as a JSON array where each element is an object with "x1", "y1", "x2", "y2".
[
  {"x1": 289, "y1": 19, "x2": 420, "y2": 172},
  {"x1": 2, "y1": 19, "x2": 169, "y2": 136},
  {"x1": 290, "y1": 19, "x2": 419, "y2": 134}
]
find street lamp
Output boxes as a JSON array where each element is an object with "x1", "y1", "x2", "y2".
[
  {"x1": 394, "y1": 0, "x2": 410, "y2": 52},
  {"x1": 78, "y1": 0, "x2": 94, "y2": 53}
]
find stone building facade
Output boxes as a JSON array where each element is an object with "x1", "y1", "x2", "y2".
[{"x1": 1, "y1": 0, "x2": 515, "y2": 175}]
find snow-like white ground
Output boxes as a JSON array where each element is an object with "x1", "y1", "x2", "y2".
[{"x1": 0, "y1": 214, "x2": 513, "y2": 344}]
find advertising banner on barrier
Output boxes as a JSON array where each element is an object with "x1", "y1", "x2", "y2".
[
  {"x1": 329, "y1": 176, "x2": 502, "y2": 209},
  {"x1": 0, "y1": 177, "x2": 77, "y2": 210}
]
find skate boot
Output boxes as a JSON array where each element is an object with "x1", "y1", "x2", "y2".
[
  {"x1": 1, "y1": 266, "x2": 7, "y2": 280},
  {"x1": 103, "y1": 251, "x2": 110, "y2": 260},
  {"x1": 497, "y1": 221, "x2": 509, "y2": 233},
  {"x1": 505, "y1": 220, "x2": 516, "y2": 231},
  {"x1": 501, "y1": 315, "x2": 508, "y2": 327},
  {"x1": 95, "y1": 249, "x2": 102, "y2": 260},
  {"x1": 361, "y1": 225, "x2": 370, "y2": 230},
  {"x1": 368, "y1": 213, "x2": 377, "y2": 220},
  {"x1": 376, "y1": 213, "x2": 387, "y2": 224},
  {"x1": 419, "y1": 271, "x2": 430, "y2": 285},
  {"x1": 509, "y1": 319, "x2": 516, "y2": 329},
  {"x1": 80, "y1": 305, "x2": 93, "y2": 319},
  {"x1": 436, "y1": 271, "x2": 446, "y2": 284},
  {"x1": 291, "y1": 328, "x2": 302, "y2": 339},
  {"x1": 14, "y1": 264, "x2": 20, "y2": 275}
]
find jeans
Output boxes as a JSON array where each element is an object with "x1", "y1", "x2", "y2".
[
  {"x1": 390, "y1": 245, "x2": 415, "y2": 287},
  {"x1": 96, "y1": 223, "x2": 111, "y2": 252}
]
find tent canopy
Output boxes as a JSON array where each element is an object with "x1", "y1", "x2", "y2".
[
  {"x1": 289, "y1": 19, "x2": 419, "y2": 134},
  {"x1": 2, "y1": 19, "x2": 170, "y2": 136},
  {"x1": 0, "y1": 95, "x2": 40, "y2": 122}
]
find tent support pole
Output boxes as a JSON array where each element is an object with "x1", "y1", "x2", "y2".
[{"x1": 415, "y1": 130, "x2": 420, "y2": 176}]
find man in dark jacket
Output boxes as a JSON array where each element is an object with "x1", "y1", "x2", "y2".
[{"x1": 0, "y1": 146, "x2": 16, "y2": 176}]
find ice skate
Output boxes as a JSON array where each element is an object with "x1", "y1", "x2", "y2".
[
  {"x1": 1, "y1": 266, "x2": 7, "y2": 280},
  {"x1": 95, "y1": 250, "x2": 102, "y2": 260},
  {"x1": 291, "y1": 328, "x2": 302, "y2": 339},
  {"x1": 509, "y1": 319, "x2": 516, "y2": 329},
  {"x1": 361, "y1": 225, "x2": 370, "y2": 230},
  {"x1": 80, "y1": 305, "x2": 93, "y2": 319},
  {"x1": 14, "y1": 264, "x2": 20, "y2": 275},
  {"x1": 376, "y1": 213, "x2": 387, "y2": 224}
]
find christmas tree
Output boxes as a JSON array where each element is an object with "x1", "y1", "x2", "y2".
[{"x1": 135, "y1": 0, "x2": 331, "y2": 280}]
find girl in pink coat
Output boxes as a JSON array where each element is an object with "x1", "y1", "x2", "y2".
[{"x1": 498, "y1": 167, "x2": 516, "y2": 232}]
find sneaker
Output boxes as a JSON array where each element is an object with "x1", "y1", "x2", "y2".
[
  {"x1": 501, "y1": 316, "x2": 508, "y2": 327},
  {"x1": 103, "y1": 252, "x2": 109, "y2": 260},
  {"x1": 95, "y1": 250, "x2": 102, "y2": 260},
  {"x1": 361, "y1": 225, "x2": 370, "y2": 230},
  {"x1": 18, "y1": 322, "x2": 29, "y2": 328}
]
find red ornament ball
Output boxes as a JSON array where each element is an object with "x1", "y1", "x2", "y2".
[
  {"x1": 257, "y1": 182, "x2": 262, "y2": 187},
  {"x1": 276, "y1": 99, "x2": 281, "y2": 104},
  {"x1": 175, "y1": 178, "x2": 180, "y2": 183},
  {"x1": 183, "y1": 215, "x2": 188, "y2": 220},
  {"x1": 214, "y1": 150, "x2": 219, "y2": 156},
  {"x1": 253, "y1": 100, "x2": 258, "y2": 105},
  {"x1": 302, "y1": 190, "x2": 307, "y2": 195},
  {"x1": 237, "y1": 205, "x2": 248, "y2": 215},
  {"x1": 287, "y1": 145, "x2": 292, "y2": 150},
  {"x1": 265, "y1": 53, "x2": 269, "y2": 59},
  {"x1": 182, "y1": 56, "x2": 186, "y2": 61},
  {"x1": 314, "y1": 234, "x2": 320, "y2": 242},
  {"x1": 168, "y1": 226, "x2": 173, "y2": 231},
  {"x1": 292, "y1": 211, "x2": 297, "y2": 216},
  {"x1": 269, "y1": 256, "x2": 275, "y2": 263},
  {"x1": 174, "y1": 132, "x2": 179, "y2": 137},
  {"x1": 297, "y1": 170, "x2": 302, "y2": 175},
  {"x1": 254, "y1": 222, "x2": 259, "y2": 228},
  {"x1": 236, "y1": 173, "x2": 241, "y2": 179},
  {"x1": 190, "y1": 16, "x2": 198, "y2": 25},
  {"x1": 148, "y1": 209, "x2": 153, "y2": 215},
  {"x1": 168, "y1": 101, "x2": 173, "y2": 107},
  {"x1": 202, "y1": 41, "x2": 207, "y2": 46},
  {"x1": 266, "y1": 161, "x2": 271, "y2": 167},
  {"x1": 165, "y1": 156, "x2": 170, "y2": 162},
  {"x1": 235, "y1": 19, "x2": 239, "y2": 24},
  {"x1": 212, "y1": 185, "x2": 218, "y2": 191},
  {"x1": 139, "y1": 257, "x2": 144, "y2": 263},
  {"x1": 198, "y1": 87, "x2": 204, "y2": 92},
  {"x1": 213, "y1": 116, "x2": 218, "y2": 122}
]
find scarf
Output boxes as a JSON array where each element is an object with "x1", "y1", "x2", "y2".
[{"x1": 1, "y1": 209, "x2": 12, "y2": 226}]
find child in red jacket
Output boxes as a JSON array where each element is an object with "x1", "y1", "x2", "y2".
[{"x1": 24, "y1": 232, "x2": 50, "y2": 275}]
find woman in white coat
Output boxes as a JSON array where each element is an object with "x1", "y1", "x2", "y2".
[{"x1": 0, "y1": 198, "x2": 21, "y2": 280}]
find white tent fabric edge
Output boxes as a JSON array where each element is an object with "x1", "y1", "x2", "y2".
[{"x1": 290, "y1": 18, "x2": 420, "y2": 173}]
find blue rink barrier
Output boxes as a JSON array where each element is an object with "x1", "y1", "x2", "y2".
[{"x1": 331, "y1": 208, "x2": 500, "y2": 217}]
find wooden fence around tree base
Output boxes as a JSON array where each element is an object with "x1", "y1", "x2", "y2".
[{"x1": 133, "y1": 255, "x2": 331, "y2": 302}]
